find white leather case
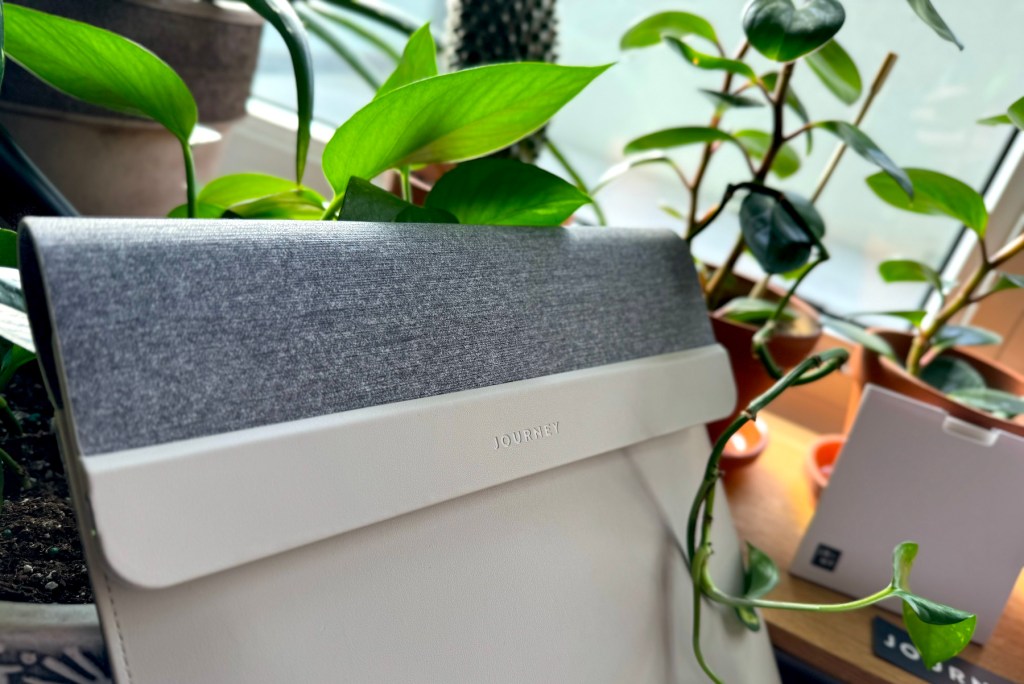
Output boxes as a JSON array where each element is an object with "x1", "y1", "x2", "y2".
[{"x1": 20, "y1": 219, "x2": 780, "y2": 683}]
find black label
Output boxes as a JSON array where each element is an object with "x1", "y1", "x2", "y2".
[
  {"x1": 811, "y1": 543, "x2": 842, "y2": 571},
  {"x1": 872, "y1": 617, "x2": 1013, "y2": 684}
]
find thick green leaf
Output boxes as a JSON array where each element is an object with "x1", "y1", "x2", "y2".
[
  {"x1": 244, "y1": 0, "x2": 313, "y2": 182},
  {"x1": 198, "y1": 173, "x2": 303, "y2": 208},
  {"x1": 733, "y1": 542, "x2": 780, "y2": 632},
  {"x1": 701, "y1": 89, "x2": 764, "y2": 111},
  {"x1": 977, "y1": 114, "x2": 1012, "y2": 126},
  {"x1": 763, "y1": 71, "x2": 812, "y2": 153},
  {"x1": 375, "y1": 23, "x2": 437, "y2": 100},
  {"x1": 901, "y1": 600, "x2": 976, "y2": 669},
  {"x1": 228, "y1": 190, "x2": 326, "y2": 220},
  {"x1": 734, "y1": 130, "x2": 801, "y2": 178},
  {"x1": 167, "y1": 203, "x2": 232, "y2": 219},
  {"x1": 805, "y1": 39, "x2": 861, "y2": 105},
  {"x1": 338, "y1": 177, "x2": 417, "y2": 222},
  {"x1": 921, "y1": 356, "x2": 986, "y2": 394},
  {"x1": 0, "y1": 1, "x2": 5, "y2": 87},
  {"x1": 624, "y1": 127, "x2": 737, "y2": 155},
  {"x1": 1008, "y1": 96, "x2": 1024, "y2": 130},
  {"x1": 0, "y1": 229, "x2": 17, "y2": 269},
  {"x1": 815, "y1": 122, "x2": 911, "y2": 197},
  {"x1": 620, "y1": 11, "x2": 717, "y2": 50},
  {"x1": 950, "y1": 388, "x2": 1024, "y2": 417},
  {"x1": 322, "y1": 63, "x2": 609, "y2": 196},
  {"x1": 992, "y1": 272, "x2": 1024, "y2": 293},
  {"x1": 878, "y1": 259, "x2": 947, "y2": 294},
  {"x1": 932, "y1": 325, "x2": 1002, "y2": 353},
  {"x1": 719, "y1": 297, "x2": 797, "y2": 325},
  {"x1": 905, "y1": 0, "x2": 963, "y2": 50},
  {"x1": 0, "y1": 344, "x2": 34, "y2": 391},
  {"x1": 742, "y1": 0, "x2": 845, "y2": 62},
  {"x1": 866, "y1": 168, "x2": 988, "y2": 237},
  {"x1": 425, "y1": 159, "x2": 589, "y2": 226},
  {"x1": 739, "y1": 191, "x2": 822, "y2": 274},
  {"x1": 823, "y1": 317, "x2": 897, "y2": 361},
  {"x1": 3, "y1": 4, "x2": 196, "y2": 144},
  {"x1": 666, "y1": 38, "x2": 757, "y2": 81},
  {"x1": 395, "y1": 206, "x2": 458, "y2": 224},
  {"x1": 859, "y1": 310, "x2": 928, "y2": 327}
]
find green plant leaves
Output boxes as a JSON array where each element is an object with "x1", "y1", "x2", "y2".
[
  {"x1": 949, "y1": 388, "x2": 1024, "y2": 418},
  {"x1": 198, "y1": 173, "x2": 301, "y2": 207},
  {"x1": 920, "y1": 356, "x2": 986, "y2": 394},
  {"x1": 932, "y1": 325, "x2": 1002, "y2": 353},
  {"x1": 375, "y1": 22, "x2": 437, "y2": 100},
  {"x1": 814, "y1": 122, "x2": 911, "y2": 197},
  {"x1": 0, "y1": 271, "x2": 34, "y2": 353},
  {"x1": 905, "y1": 0, "x2": 963, "y2": 51},
  {"x1": 0, "y1": 344, "x2": 34, "y2": 391},
  {"x1": 739, "y1": 190, "x2": 823, "y2": 274},
  {"x1": 624, "y1": 127, "x2": 737, "y2": 155},
  {"x1": 890, "y1": 542, "x2": 976, "y2": 669},
  {"x1": 866, "y1": 168, "x2": 988, "y2": 237},
  {"x1": 878, "y1": 259, "x2": 950, "y2": 295},
  {"x1": 719, "y1": 297, "x2": 797, "y2": 325},
  {"x1": 981, "y1": 96, "x2": 1024, "y2": 129},
  {"x1": 424, "y1": 159, "x2": 590, "y2": 226},
  {"x1": 805, "y1": 40, "x2": 861, "y2": 105},
  {"x1": 0, "y1": 1, "x2": 6, "y2": 87},
  {"x1": 620, "y1": 11, "x2": 718, "y2": 50},
  {"x1": 244, "y1": 0, "x2": 313, "y2": 182},
  {"x1": 762, "y1": 71, "x2": 812, "y2": 152},
  {"x1": 735, "y1": 130, "x2": 801, "y2": 178},
  {"x1": 823, "y1": 316, "x2": 897, "y2": 361},
  {"x1": 0, "y1": 229, "x2": 17, "y2": 269},
  {"x1": 666, "y1": 38, "x2": 757, "y2": 81},
  {"x1": 701, "y1": 89, "x2": 764, "y2": 111},
  {"x1": 228, "y1": 190, "x2": 326, "y2": 220},
  {"x1": 3, "y1": 4, "x2": 196, "y2": 145},
  {"x1": 322, "y1": 63, "x2": 608, "y2": 198},
  {"x1": 338, "y1": 177, "x2": 418, "y2": 222},
  {"x1": 170, "y1": 173, "x2": 325, "y2": 219},
  {"x1": 734, "y1": 543, "x2": 780, "y2": 632},
  {"x1": 863, "y1": 310, "x2": 927, "y2": 327},
  {"x1": 992, "y1": 272, "x2": 1024, "y2": 293},
  {"x1": 742, "y1": 0, "x2": 845, "y2": 63}
]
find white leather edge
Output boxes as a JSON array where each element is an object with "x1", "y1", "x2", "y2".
[{"x1": 82, "y1": 345, "x2": 735, "y2": 589}]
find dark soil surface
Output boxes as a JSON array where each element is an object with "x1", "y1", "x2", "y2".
[{"x1": 0, "y1": 365, "x2": 92, "y2": 604}]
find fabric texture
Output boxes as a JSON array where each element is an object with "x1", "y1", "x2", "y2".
[{"x1": 20, "y1": 218, "x2": 713, "y2": 455}]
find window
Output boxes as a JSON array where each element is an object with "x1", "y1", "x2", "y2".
[{"x1": 246, "y1": 1, "x2": 1024, "y2": 320}]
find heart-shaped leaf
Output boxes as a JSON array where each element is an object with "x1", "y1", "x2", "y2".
[
  {"x1": 823, "y1": 317, "x2": 897, "y2": 361},
  {"x1": 624, "y1": 127, "x2": 738, "y2": 155},
  {"x1": 763, "y1": 72, "x2": 812, "y2": 152},
  {"x1": 375, "y1": 22, "x2": 437, "y2": 100},
  {"x1": 620, "y1": 11, "x2": 718, "y2": 50},
  {"x1": 921, "y1": 356, "x2": 986, "y2": 394},
  {"x1": 905, "y1": 0, "x2": 963, "y2": 50},
  {"x1": 3, "y1": 4, "x2": 196, "y2": 144},
  {"x1": 719, "y1": 297, "x2": 797, "y2": 325},
  {"x1": 244, "y1": 0, "x2": 313, "y2": 182},
  {"x1": 992, "y1": 272, "x2": 1024, "y2": 293},
  {"x1": 805, "y1": 39, "x2": 861, "y2": 105},
  {"x1": 701, "y1": 89, "x2": 765, "y2": 111},
  {"x1": 866, "y1": 168, "x2": 988, "y2": 237},
  {"x1": 743, "y1": 0, "x2": 845, "y2": 63},
  {"x1": 814, "y1": 122, "x2": 911, "y2": 197},
  {"x1": 666, "y1": 38, "x2": 757, "y2": 81},
  {"x1": 425, "y1": 159, "x2": 589, "y2": 226},
  {"x1": 338, "y1": 177, "x2": 418, "y2": 223},
  {"x1": 322, "y1": 63, "x2": 609, "y2": 197},
  {"x1": 901, "y1": 600, "x2": 976, "y2": 669},
  {"x1": 949, "y1": 388, "x2": 1024, "y2": 418},
  {"x1": 932, "y1": 325, "x2": 1002, "y2": 353},
  {"x1": 739, "y1": 190, "x2": 822, "y2": 274},
  {"x1": 735, "y1": 130, "x2": 801, "y2": 178},
  {"x1": 878, "y1": 259, "x2": 950, "y2": 294},
  {"x1": 733, "y1": 543, "x2": 780, "y2": 632}
]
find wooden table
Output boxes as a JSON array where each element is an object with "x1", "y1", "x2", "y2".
[{"x1": 724, "y1": 413, "x2": 1024, "y2": 683}]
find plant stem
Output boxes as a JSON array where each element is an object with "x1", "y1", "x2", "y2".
[
  {"x1": 298, "y1": 2, "x2": 382, "y2": 92},
  {"x1": 322, "y1": 193, "x2": 344, "y2": 220},
  {"x1": 182, "y1": 140, "x2": 197, "y2": 219},
  {"x1": 811, "y1": 52, "x2": 897, "y2": 203},
  {"x1": 703, "y1": 577, "x2": 895, "y2": 613},
  {"x1": 0, "y1": 397, "x2": 22, "y2": 436},
  {"x1": 906, "y1": 260, "x2": 990, "y2": 375},
  {"x1": 400, "y1": 166, "x2": 412, "y2": 202},
  {"x1": 546, "y1": 139, "x2": 608, "y2": 226},
  {"x1": 704, "y1": 236, "x2": 745, "y2": 309}
]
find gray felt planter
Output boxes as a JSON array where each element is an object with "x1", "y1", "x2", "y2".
[{"x1": 0, "y1": 600, "x2": 110, "y2": 682}]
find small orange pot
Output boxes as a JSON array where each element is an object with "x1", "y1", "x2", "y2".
[
  {"x1": 721, "y1": 417, "x2": 769, "y2": 471},
  {"x1": 806, "y1": 434, "x2": 845, "y2": 496},
  {"x1": 847, "y1": 329, "x2": 1024, "y2": 438}
]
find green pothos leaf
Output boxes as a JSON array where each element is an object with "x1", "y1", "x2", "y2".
[
  {"x1": 920, "y1": 356, "x2": 986, "y2": 394},
  {"x1": 375, "y1": 22, "x2": 437, "y2": 99}
]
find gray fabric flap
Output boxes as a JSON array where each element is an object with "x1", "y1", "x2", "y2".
[{"x1": 19, "y1": 218, "x2": 714, "y2": 456}]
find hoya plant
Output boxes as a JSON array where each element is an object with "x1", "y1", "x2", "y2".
[
  {"x1": 597, "y1": 0, "x2": 967, "y2": 374},
  {"x1": 826, "y1": 98, "x2": 1024, "y2": 419}
]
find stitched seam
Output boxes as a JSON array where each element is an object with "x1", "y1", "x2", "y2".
[{"x1": 101, "y1": 568, "x2": 134, "y2": 684}]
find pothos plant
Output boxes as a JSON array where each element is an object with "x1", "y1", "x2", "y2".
[
  {"x1": 595, "y1": 0, "x2": 977, "y2": 681},
  {"x1": 0, "y1": 3, "x2": 603, "y2": 504},
  {"x1": 827, "y1": 101, "x2": 1024, "y2": 419}
]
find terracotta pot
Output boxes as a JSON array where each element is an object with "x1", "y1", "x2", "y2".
[
  {"x1": 847, "y1": 329, "x2": 1024, "y2": 438},
  {"x1": 806, "y1": 434, "x2": 845, "y2": 496},
  {"x1": 707, "y1": 275, "x2": 822, "y2": 468}
]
